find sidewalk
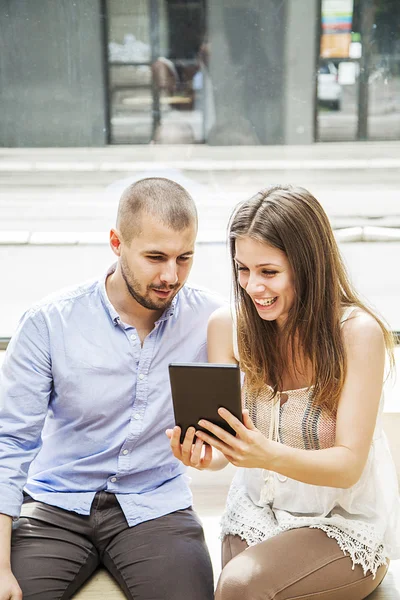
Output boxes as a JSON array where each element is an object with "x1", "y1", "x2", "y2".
[
  {"x1": 1, "y1": 140, "x2": 400, "y2": 164},
  {"x1": 1, "y1": 141, "x2": 400, "y2": 243}
]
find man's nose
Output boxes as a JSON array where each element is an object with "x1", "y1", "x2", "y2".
[{"x1": 161, "y1": 263, "x2": 178, "y2": 286}]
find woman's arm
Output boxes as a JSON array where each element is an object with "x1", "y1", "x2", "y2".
[
  {"x1": 167, "y1": 306, "x2": 237, "y2": 471},
  {"x1": 196, "y1": 310, "x2": 386, "y2": 488}
]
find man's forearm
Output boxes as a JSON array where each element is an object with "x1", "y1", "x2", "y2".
[{"x1": 0, "y1": 513, "x2": 12, "y2": 567}]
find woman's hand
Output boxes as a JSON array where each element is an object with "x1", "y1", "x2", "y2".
[
  {"x1": 196, "y1": 408, "x2": 275, "y2": 469},
  {"x1": 166, "y1": 426, "x2": 213, "y2": 470}
]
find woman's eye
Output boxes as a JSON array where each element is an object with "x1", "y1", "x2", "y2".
[
  {"x1": 263, "y1": 270, "x2": 277, "y2": 276},
  {"x1": 237, "y1": 267, "x2": 248, "y2": 272}
]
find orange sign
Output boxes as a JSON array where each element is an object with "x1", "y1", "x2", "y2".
[{"x1": 321, "y1": 33, "x2": 352, "y2": 58}]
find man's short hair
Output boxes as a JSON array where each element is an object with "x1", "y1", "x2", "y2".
[{"x1": 116, "y1": 177, "x2": 198, "y2": 243}]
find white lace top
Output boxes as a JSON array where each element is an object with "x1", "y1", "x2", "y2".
[{"x1": 221, "y1": 308, "x2": 400, "y2": 577}]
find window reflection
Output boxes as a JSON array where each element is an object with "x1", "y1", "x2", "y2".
[
  {"x1": 317, "y1": 0, "x2": 400, "y2": 142},
  {"x1": 106, "y1": 0, "x2": 206, "y2": 144},
  {"x1": 105, "y1": 0, "x2": 399, "y2": 145}
]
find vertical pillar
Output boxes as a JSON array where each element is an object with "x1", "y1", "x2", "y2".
[
  {"x1": 357, "y1": 0, "x2": 375, "y2": 141},
  {"x1": 283, "y1": 0, "x2": 319, "y2": 144},
  {"x1": 206, "y1": 0, "x2": 286, "y2": 145}
]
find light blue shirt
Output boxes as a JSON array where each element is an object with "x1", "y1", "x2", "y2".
[{"x1": 0, "y1": 266, "x2": 224, "y2": 525}]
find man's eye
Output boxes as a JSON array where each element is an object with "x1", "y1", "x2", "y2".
[
  {"x1": 148, "y1": 256, "x2": 163, "y2": 261},
  {"x1": 178, "y1": 256, "x2": 191, "y2": 262}
]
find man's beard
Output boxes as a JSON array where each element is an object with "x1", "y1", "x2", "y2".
[{"x1": 120, "y1": 259, "x2": 180, "y2": 311}]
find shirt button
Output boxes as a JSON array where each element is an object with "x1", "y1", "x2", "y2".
[
  {"x1": 134, "y1": 413, "x2": 141, "y2": 420},
  {"x1": 122, "y1": 449, "x2": 129, "y2": 455},
  {"x1": 110, "y1": 477, "x2": 117, "y2": 483},
  {"x1": 138, "y1": 373, "x2": 145, "y2": 380},
  {"x1": 130, "y1": 334, "x2": 137, "y2": 341}
]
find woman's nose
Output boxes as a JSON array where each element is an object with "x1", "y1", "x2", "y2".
[{"x1": 246, "y1": 272, "x2": 265, "y2": 294}]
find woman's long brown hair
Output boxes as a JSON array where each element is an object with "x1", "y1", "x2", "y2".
[{"x1": 229, "y1": 185, "x2": 394, "y2": 413}]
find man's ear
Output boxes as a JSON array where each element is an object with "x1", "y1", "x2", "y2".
[{"x1": 110, "y1": 229, "x2": 123, "y2": 257}]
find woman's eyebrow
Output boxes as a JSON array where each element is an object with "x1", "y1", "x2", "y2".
[{"x1": 235, "y1": 258, "x2": 281, "y2": 268}]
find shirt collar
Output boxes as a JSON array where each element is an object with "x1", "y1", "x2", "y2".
[
  {"x1": 99, "y1": 263, "x2": 180, "y2": 326},
  {"x1": 99, "y1": 264, "x2": 120, "y2": 326}
]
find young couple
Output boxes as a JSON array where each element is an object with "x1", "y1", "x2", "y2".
[{"x1": 0, "y1": 178, "x2": 399, "y2": 600}]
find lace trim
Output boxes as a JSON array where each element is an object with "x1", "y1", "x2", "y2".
[
  {"x1": 221, "y1": 484, "x2": 388, "y2": 577},
  {"x1": 310, "y1": 524, "x2": 387, "y2": 578},
  {"x1": 220, "y1": 485, "x2": 281, "y2": 546}
]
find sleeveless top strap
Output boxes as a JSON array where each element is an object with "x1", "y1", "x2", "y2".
[{"x1": 341, "y1": 305, "x2": 357, "y2": 325}]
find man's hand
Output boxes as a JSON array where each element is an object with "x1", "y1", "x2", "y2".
[
  {"x1": 166, "y1": 426, "x2": 213, "y2": 470},
  {"x1": 0, "y1": 567, "x2": 22, "y2": 600},
  {"x1": 195, "y1": 408, "x2": 273, "y2": 469}
]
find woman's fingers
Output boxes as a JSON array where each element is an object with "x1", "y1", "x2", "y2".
[
  {"x1": 217, "y1": 408, "x2": 249, "y2": 434},
  {"x1": 196, "y1": 429, "x2": 233, "y2": 456},
  {"x1": 198, "y1": 419, "x2": 234, "y2": 444}
]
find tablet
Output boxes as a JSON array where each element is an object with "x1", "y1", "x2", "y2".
[{"x1": 168, "y1": 363, "x2": 242, "y2": 444}]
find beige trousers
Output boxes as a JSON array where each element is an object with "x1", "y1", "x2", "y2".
[{"x1": 215, "y1": 528, "x2": 387, "y2": 600}]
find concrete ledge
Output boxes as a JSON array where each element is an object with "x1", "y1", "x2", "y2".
[
  {"x1": 0, "y1": 140, "x2": 400, "y2": 166},
  {"x1": 3, "y1": 226, "x2": 400, "y2": 246},
  {"x1": 72, "y1": 569, "x2": 124, "y2": 599},
  {"x1": 1, "y1": 158, "x2": 400, "y2": 173}
]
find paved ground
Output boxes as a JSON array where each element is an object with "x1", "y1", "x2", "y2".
[{"x1": 318, "y1": 76, "x2": 400, "y2": 142}]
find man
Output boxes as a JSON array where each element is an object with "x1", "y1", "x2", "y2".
[{"x1": 0, "y1": 178, "x2": 224, "y2": 600}]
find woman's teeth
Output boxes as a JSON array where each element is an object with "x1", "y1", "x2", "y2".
[{"x1": 255, "y1": 297, "x2": 277, "y2": 307}]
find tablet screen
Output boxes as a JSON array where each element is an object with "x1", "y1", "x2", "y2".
[{"x1": 168, "y1": 363, "x2": 242, "y2": 444}]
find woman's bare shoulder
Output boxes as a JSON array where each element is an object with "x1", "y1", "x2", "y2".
[
  {"x1": 208, "y1": 305, "x2": 234, "y2": 329},
  {"x1": 342, "y1": 308, "x2": 385, "y2": 348},
  {"x1": 207, "y1": 305, "x2": 236, "y2": 362}
]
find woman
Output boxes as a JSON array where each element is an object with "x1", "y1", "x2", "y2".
[{"x1": 168, "y1": 185, "x2": 400, "y2": 600}]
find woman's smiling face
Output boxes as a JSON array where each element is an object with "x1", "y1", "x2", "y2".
[{"x1": 235, "y1": 236, "x2": 295, "y2": 327}]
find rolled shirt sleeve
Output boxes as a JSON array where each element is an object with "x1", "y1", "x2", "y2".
[{"x1": 0, "y1": 308, "x2": 52, "y2": 518}]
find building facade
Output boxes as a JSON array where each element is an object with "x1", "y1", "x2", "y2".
[{"x1": 0, "y1": 0, "x2": 399, "y2": 146}]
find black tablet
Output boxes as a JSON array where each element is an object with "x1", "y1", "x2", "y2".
[{"x1": 168, "y1": 363, "x2": 242, "y2": 444}]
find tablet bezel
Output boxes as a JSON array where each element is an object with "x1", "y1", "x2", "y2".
[{"x1": 168, "y1": 362, "x2": 243, "y2": 444}]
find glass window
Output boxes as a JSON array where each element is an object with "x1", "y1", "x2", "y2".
[
  {"x1": 106, "y1": 0, "x2": 206, "y2": 144},
  {"x1": 317, "y1": 0, "x2": 400, "y2": 142}
]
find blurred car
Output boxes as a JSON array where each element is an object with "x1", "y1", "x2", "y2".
[{"x1": 318, "y1": 62, "x2": 342, "y2": 110}]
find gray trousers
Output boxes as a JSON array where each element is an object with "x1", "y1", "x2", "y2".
[{"x1": 11, "y1": 492, "x2": 214, "y2": 600}]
